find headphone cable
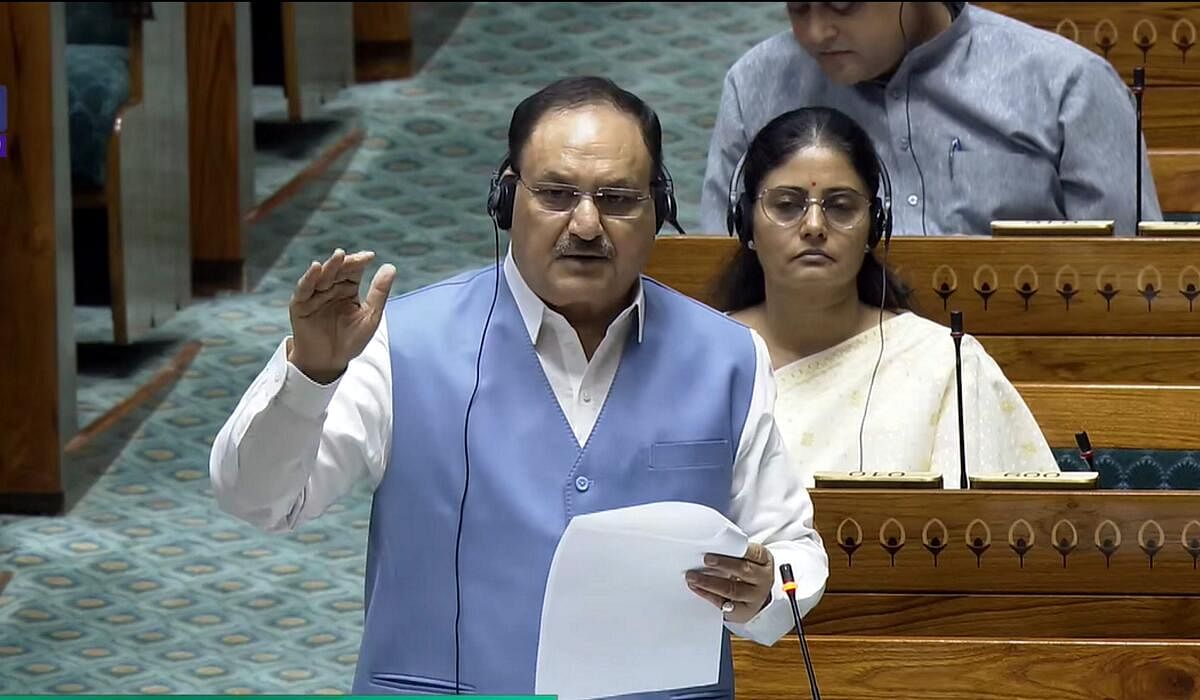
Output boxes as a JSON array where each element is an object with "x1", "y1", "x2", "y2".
[
  {"x1": 455, "y1": 215, "x2": 502, "y2": 693},
  {"x1": 857, "y1": 242, "x2": 889, "y2": 474}
]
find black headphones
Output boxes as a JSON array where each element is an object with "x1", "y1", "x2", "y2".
[
  {"x1": 725, "y1": 150, "x2": 893, "y2": 250},
  {"x1": 487, "y1": 153, "x2": 682, "y2": 234}
]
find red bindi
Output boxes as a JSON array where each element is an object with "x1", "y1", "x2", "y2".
[{"x1": 809, "y1": 181, "x2": 816, "y2": 187}]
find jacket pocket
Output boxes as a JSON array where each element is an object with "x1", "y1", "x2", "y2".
[{"x1": 649, "y1": 439, "x2": 731, "y2": 470}]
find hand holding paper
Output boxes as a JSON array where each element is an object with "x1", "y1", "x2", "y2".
[
  {"x1": 534, "y1": 501, "x2": 751, "y2": 700},
  {"x1": 686, "y1": 541, "x2": 776, "y2": 624}
]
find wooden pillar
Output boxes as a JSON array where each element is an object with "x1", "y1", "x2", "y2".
[
  {"x1": 187, "y1": 1, "x2": 254, "y2": 293},
  {"x1": 353, "y1": 2, "x2": 412, "y2": 82},
  {"x1": 0, "y1": 1, "x2": 76, "y2": 514}
]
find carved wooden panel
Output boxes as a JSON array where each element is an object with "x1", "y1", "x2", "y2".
[
  {"x1": 889, "y1": 238, "x2": 1200, "y2": 335},
  {"x1": 811, "y1": 490, "x2": 1200, "y2": 595},
  {"x1": 980, "y1": 3, "x2": 1200, "y2": 86}
]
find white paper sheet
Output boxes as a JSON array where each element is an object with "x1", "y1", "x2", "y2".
[{"x1": 534, "y1": 501, "x2": 749, "y2": 700}]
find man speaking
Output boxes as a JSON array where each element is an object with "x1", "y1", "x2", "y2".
[{"x1": 209, "y1": 76, "x2": 828, "y2": 697}]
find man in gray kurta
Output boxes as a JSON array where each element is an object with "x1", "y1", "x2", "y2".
[{"x1": 700, "y1": 2, "x2": 1162, "y2": 236}]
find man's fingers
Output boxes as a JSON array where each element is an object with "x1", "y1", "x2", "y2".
[
  {"x1": 292, "y1": 255, "x2": 390, "y2": 320},
  {"x1": 293, "y1": 261, "x2": 322, "y2": 304},
  {"x1": 292, "y1": 279, "x2": 361, "y2": 318},
  {"x1": 685, "y1": 571, "x2": 759, "y2": 604},
  {"x1": 333, "y1": 251, "x2": 376, "y2": 283},
  {"x1": 687, "y1": 582, "x2": 729, "y2": 611},
  {"x1": 320, "y1": 250, "x2": 376, "y2": 293},
  {"x1": 316, "y1": 249, "x2": 347, "y2": 291},
  {"x1": 743, "y1": 542, "x2": 771, "y2": 566},
  {"x1": 701, "y1": 551, "x2": 771, "y2": 582},
  {"x1": 363, "y1": 263, "x2": 397, "y2": 319}
]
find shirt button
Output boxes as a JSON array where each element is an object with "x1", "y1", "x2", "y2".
[
  {"x1": 898, "y1": 137, "x2": 910, "y2": 151},
  {"x1": 890, "y1": 89, "x2": 902, "y2": 100},
  {"x1": 581, "y1": 391, "x2": 592, "y2": 403},
  {"x1": 907, "y1": 194, "x2": 920, "y2": 206},
  {"x1": 575, "y1": 476, "x2": 590, "y2": 492}
]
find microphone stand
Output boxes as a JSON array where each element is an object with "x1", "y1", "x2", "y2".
[
  {"x1": 1133, "y1": 66, "x2": 1145, "y2": 230},
  {"x1": 950, "y1": 311, "x2": 968, "y2": 489},
  {"x1": 780, "y1": 564, "x2": 821, "y2": 700}
]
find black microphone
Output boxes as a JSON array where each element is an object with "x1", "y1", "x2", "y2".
[
  {"x1": 1133, "y1": 66, "x2": 1145, "y2": 230},
  {"x1": 780, "y1": 564, "x2": 821, "y2": 700},
  {"x1": 1075, "y1": 431, "x2": 1096, "y2": 470},
  {"x1": 950, "y1": 311, "x2": 968, "y2": 490}
]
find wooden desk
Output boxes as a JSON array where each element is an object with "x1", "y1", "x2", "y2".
[{"x1": 733, "y1": 489, "x2": 1200, "y2": 699}]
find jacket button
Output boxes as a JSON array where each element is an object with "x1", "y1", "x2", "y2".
[{"x1": 575, "y1": 476, "x2": 590, "y2": 492}]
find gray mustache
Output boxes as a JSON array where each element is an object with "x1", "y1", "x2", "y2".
[{"x1": 554, "y1": 235, "x2": 615, "y2": 258}]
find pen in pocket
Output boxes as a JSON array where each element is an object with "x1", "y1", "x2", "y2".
[{"x1": 948, "y1": 138, "x2": 961, "y2": 180}]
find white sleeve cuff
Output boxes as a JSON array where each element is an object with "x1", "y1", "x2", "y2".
[
  {"x1": 276, "y1": 340, "x2": 345, "y2": 420},
  {"x1": 724, "y1": 542, "x2": 827, "y2": 646}
]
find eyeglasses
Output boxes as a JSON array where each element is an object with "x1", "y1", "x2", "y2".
[
  {"x1": 519, "y1": 178, "x2": 652, "y2": 219},
  {"x1": 757, "y1": 186, "x2": 871, "y2": 230}
]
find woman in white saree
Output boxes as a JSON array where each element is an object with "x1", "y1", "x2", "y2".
[{"x1": 712, "y1": 106, "x2": 1059, "y2": 488}]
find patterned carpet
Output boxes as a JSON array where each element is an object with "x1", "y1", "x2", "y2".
[{"x1": 3, "y1": 2, "x2": 1197, "y2": 694}]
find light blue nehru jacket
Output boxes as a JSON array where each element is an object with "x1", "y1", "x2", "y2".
[{"x1": 352, "y1": 264, "x2": 758, "y2": 698}]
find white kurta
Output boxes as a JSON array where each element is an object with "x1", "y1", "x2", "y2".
[{"x1": 773, "y1": 313, "x2": 1059, "y2": 488}]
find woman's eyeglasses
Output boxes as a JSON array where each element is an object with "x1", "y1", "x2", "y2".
[
  {"x1": 757, "y1": 186, "x2": 871, "y2": 230},
  {"x1": 520, "y1": 178, "x2": 652, "y2": 219}
]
